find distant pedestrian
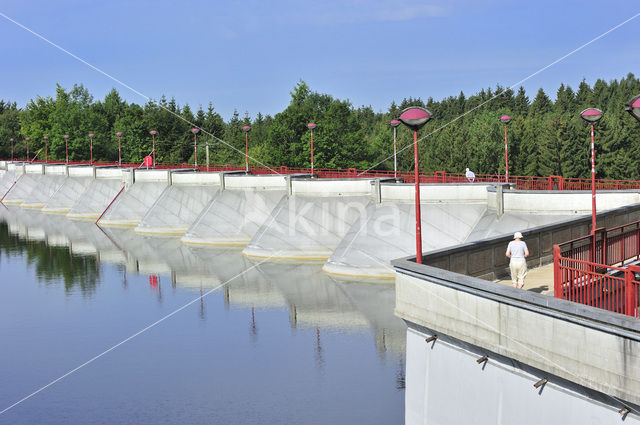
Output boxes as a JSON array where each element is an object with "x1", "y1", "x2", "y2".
[
  {"x1": 506, "y1": 231, "x2": 529, "y2": 289},
  {"x1": 465, "y1": 167, "x2": 475, "y2": 182}
]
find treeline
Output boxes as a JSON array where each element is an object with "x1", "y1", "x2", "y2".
[{"x1": 1, "y1": 73, "x2": 639, "y2": 179}]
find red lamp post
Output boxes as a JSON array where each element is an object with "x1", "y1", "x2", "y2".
[
  {"x1": 626, "y1": 94, "x2": 640, "y2": 122},
  {"x1": 242, "y1": 126, "x2": 251, "y2": 172},
  {"x1": 115, "y1": 132, "x2": 122, "y2": 166},
  {"x1": 9, "y1": 138, "x2": 14, "y2": 161},
  {"x1": 88, "y1": 133, "x2": 94, "y2": 164},
  {"x1": 43, "y1": 136, "x2": 48, "y2": 163},
  {"x1": 580, "y1": 108, "x2": 603, "y2": 237},
  {"x1": 149, "y1": 130, "x2": 157, "y2": 167},
  {"x1": 398, "y1": 107, "x2": 432, "y2": 264},
  {"x1": 307, "y1": 123, "x2": 316, "y2": 175},
  {"x1": 191, "y1": 128, "x2": 199, "y2": 168},
  {"x1": 63, "y1": 135, "x2": 69, "y2": 164},
  {"x1": 390, "y1": 119, "x2": 400, "y2": 178},
  {"x1": 499, "y1": 115, "x2": 512, "y2": 182},
  {"x1": 25, "y1": 137, "x2": 30, "y2": 162}
]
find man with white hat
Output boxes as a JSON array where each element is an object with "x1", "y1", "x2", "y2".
[
  {"x1": 465, "y1": 167, "x2": 475, "y2": 182},
  {"x1": 506, "y1": 231, "x2": 529, "y2": 288}
]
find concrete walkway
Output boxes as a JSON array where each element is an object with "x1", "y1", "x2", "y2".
[{"x1": 495, "y1": 263, "x2": 554, "y2": 295}]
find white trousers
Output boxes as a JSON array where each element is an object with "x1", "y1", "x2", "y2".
[{"x1": 509, "y1": 258, "x2": 527, "y2": 286}]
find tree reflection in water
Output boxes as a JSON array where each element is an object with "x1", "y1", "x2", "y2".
[{"x1": 0, "y1": 221, "x2": 100, "y2": 295}]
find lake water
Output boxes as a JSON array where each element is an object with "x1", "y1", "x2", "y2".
[{"x1": 0, "y1": 207, "x2": 405, "y2": 424}]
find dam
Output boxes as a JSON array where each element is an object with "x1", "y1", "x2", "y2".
[
  {"x1": 1, "y1": 159, "x2": 639, "y2": 423},
  {"x1": 1, "y1": 160, "x2": 639, "y2": 280}
]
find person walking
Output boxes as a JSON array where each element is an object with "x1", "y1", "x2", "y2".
[
  {"x1": 506, "y1": 231, "x2": 529, "y2": 289},
  {"x1": 465, "y1": 167, "x2": 475, "y2": 182}
]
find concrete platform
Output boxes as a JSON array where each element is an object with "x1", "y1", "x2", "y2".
[{"x1": 495, "y1": 263, "x2": 554, "y2": 294}]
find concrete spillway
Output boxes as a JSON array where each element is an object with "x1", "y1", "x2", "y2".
[
  {"x1": 243, "y1": 178, "x2": 373, "y2": 261},
  {"x1": 99, "y1": 170, "x2": 169, "y2": 227},
  {"x1": 134, "y1": 172, "x2": 220, "y2": 235},
  {"x1": 182, "y1": 188, "x2": 284, "y2": 246},
  {"x1": 324, "y1": 202, "x2": 577, "y2": 280},
  {"x1": 2, "y1": 167, "x2": 43, "y2": 205},
  {"x1": 2, "y1": 160, "x2": 640, "y2": 281},
  {"x1": 66, "y1": 168, "x2": 124, "y2": 221}
]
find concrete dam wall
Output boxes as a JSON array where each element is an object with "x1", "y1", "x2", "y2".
[{"x1": 1, "y1": 160, "x2": 639, "y2": 281}]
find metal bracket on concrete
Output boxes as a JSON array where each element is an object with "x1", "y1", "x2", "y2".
[
  {"x1": 496, "y1": 184, "x2": 504, "y2": 217},
  {"x1": 65, "y1": 165, "x2": 69, "y2": 177},
  {"x1": 167, "y1": 170, "x2": 173, "y2": 186},
  {"x1": 286, "y1": 175, "x2": 292, "y2": 197},
  {"x1": 219, "y1": 172, "x2": 226, "y2": 191},
  {"x1": 92, "y1": 166, "x2": 97, "y2": 179},
  {"x1": 373, "y1": 179, "x2": 382, "y2": 203}
]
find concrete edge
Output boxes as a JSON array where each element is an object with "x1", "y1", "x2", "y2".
[{"x1": 392, "y1": 258, "x2": 640, "y2": 340}]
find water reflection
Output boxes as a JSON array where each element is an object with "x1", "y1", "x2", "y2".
[
  {"x1": 0, "y1": 206, "x2": 407, "y2": 424},
  {"x1": 0, "y1": 206, "x2": 407, "y2": 354},
  {"x1": 0, "y1": 210, "x2": 101, "y2": 295}
]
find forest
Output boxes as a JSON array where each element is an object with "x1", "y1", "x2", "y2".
[{"x1": 1, "y1": 73, "x2": 639, "y2": 179}]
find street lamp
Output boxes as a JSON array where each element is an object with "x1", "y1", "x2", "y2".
[
  {"x1": 43, "y1": 136, "x2": 48, "y2": 163},
  {"x1": 191, "y1": 128, "x2": 199, "y2": 168},
  {"x1": 9, "y1": 138, "x2": 13, "y2": 161},
  {"x1": 149, "y1": 130, "x2": 157, "y2": 167},
  {"x1": 63, "y1": 135, "x2": 69, "y2": 164},
  {"x1": 115, "y1": 132, "x2": 122, "y2": 166},
  {"x1": 307, "y1": 123, "x2": 316, "y2": 175},
  {"x1": 25, "y1": 137, "x2": 30, "y2": 162},
  {"x1": 499, "y1": 115, "x2": 512, "y2": 182},
  {"x1": 390, "y1": 119, "x2": 400, "y2": 178},
  {"x1": 398, "y1": 106, "x2": 432, "y2": 264},
  {"x1": 626, "y1": 94, "x2": 640, "y2": 122},
  {"x1": 88, "y1": 133, "x2": 94, "y2": 164},
  {"x1": 580, "y1": 108, "x2": 603, "y2": 238},
  {"x1": 242, "y1": 126, "x2": 251, "y2": 172}
]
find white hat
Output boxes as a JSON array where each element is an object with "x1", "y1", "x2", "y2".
[
  {"x1": 513, "y1": 232, "x2": 523, "y2": 239},
  {"x1": 466, "y1": 168, "x2": 470, "y2": 172}
]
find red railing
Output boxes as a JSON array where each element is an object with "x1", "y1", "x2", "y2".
[
  {"x1": 9, "y1": 158, "x2": 640, "y2": 191},
  {"x1": 553, "y1": 248, "x2": 639, "y2": 317},
  {"x1": 554, "y1": 221, "x2": 640, "y2": 317}
]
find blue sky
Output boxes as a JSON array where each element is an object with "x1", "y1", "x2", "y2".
[{"x1": 1, "y1": 0, "x2": 639, "y2": 120}]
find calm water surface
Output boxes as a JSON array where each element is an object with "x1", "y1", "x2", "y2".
[{"x1": 0, "y1": 207, "x2": 405, "y2": 424}]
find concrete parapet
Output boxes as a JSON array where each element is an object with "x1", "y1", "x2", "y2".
[
  {"x1": 67, "y1": 166, "x2": 95, "y2": 178},
  {"x1": 381, "y1": 182, "x2": 492, "y2": 203},
  {"x1": 415, "y1": 203, "x2": 640, "y2": 282},
  {"x1": 394, "y1": 259, "x2": 640, "y2": 413},
  {"x1": 24, "y1": 163, "x2": 44, "y2": 174},
  {"x1": 94, "y1": 167, "x2": 123, "y2": 179},
  {"x1": 170, "y1": 171, "x2": 221, "y2": 185},
  {"x1": 224, "y1": 174, "x2": 288, "y2": 190},
  {"x1": 487, "y1": 188, "x2": 640, "y2": 213},
  {"x1": 291, "y1": 178, "x2": 372, "y2": 196},
  {"x1": 0, "y1": 161, "x2": 6, "y2": 170},
  {"x1": 132, "y1": 169, "x2": 170, "y2": 182},
  {"x1": 7, "y1": 163, "x2": 25, "y2": 176},
  {"x1": 43, "y1": 164, "x2": 67, "y2": 175}
]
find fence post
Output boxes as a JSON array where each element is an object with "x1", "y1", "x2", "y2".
[
  {"x1": 553, "y1": 244, "x2": 562, "y2": 299},
  {"x1": 626, "y1": 265, "x2": 639, "y2": 317}
]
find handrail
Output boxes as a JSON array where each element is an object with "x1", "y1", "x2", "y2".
[{"x1": 7, "y1": 158, "x2": 640, "y2": 190}]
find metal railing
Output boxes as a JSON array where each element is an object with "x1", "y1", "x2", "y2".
[
  {"x1": 9, "y1": 158, "x2": 640, "y2": 191},
  {"x1": 554, "y1": 221, "x2": 640, "y2": 317}
]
